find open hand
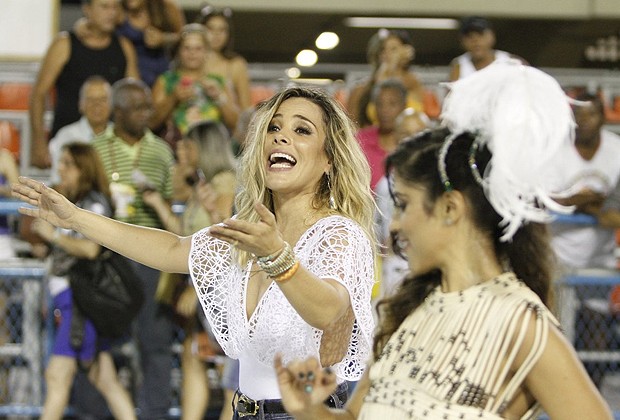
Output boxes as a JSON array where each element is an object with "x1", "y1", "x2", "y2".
[
  {"x1": 175, "y1": 81, "x2": 195, "y2": 103},
  {"x1": 200, "y1": 78, "x2": 223, "y2": 101},
  {"x1": 274, "y1": 354, "x2": 337, "y2": 417},
  {"x1": 11, "y1": 177, "x2": 77, "y2": 230},
  {"x1": 207, "y1": 203, "x2": 284, "y2": 257}
]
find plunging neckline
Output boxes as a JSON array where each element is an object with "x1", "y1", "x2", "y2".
[{"x1": 241, "y1": 215, "x2": 340, "y2": 325}]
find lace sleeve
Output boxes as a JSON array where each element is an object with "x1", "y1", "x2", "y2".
[
  {"x1": 189, "y1": 227, "x2": 245, "y2": 356},
  {"x1": 302, "y1": 217, "x2": 376, "y2": 380}
]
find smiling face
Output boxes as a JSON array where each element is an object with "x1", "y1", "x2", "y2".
[
  {"x1": 389, "y1": 175, "x2": 446, "y2": 276},
  {"x1": 263, "y1": 97, "x2": 331, "y2": 198}
]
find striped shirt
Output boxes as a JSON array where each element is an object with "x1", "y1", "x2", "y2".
[{"x1": 93, "y1": 130, "x2": 174, "y2": 228}]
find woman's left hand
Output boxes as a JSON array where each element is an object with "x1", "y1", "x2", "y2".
[
  {"x1": 12, "y1": 177, "x2": 78, "y2": 230},
  {"x1": 200, "y1": 78, "x2": 224, "y2": 102},
  {"x1": 208, "y1": 203, "x2": 284, "y2": 257},
  {"x1": 275, "y1": 354, "x2": 337, "y2": 417}
]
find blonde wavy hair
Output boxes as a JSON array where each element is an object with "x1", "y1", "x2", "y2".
[{"x1": 235, "y1": 86, "x2": 377, "y2": 264}]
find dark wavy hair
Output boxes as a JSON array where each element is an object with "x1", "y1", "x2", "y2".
[
  {"x1": 372, "y1": 128, "x2": 555, "y2": 360},
  {"x1": 61, "y1": 142, "x2": 111, "y2": 205}
]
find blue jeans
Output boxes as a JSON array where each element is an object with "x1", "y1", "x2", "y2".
[{"x1": 232, "y1": 382, "x2": 348, "y2": 420}]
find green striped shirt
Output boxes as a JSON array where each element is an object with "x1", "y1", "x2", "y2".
[{"x1": 93, "y1": 130, "x2": 174, "y2": 228}]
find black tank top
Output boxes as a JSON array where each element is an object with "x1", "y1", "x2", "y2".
[{"x1": 52, "y1": 31, "x2": 127, "y2": 137}]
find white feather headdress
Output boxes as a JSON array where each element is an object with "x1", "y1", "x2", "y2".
[{"x1": 440, "y1": 60, "x2": 574, "y2": 241}]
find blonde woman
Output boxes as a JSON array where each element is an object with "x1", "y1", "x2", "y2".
[{"x1": 13, "y1": 86, "x2": 377, "y2": 419}]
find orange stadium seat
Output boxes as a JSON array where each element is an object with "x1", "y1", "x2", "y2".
[
  {"x1": 423, "y1": 90, "x2": 441, "y2": 120},
  {"x1": 250, "y1": 84, "x2": 276, "y2": 106},
  {"x1": 0, "y1": 82, "x2": 32, "y2": 110}
]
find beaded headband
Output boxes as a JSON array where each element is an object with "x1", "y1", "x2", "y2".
[{"x1": 438, "y1": 131, "x2": 484, "y2": 193}]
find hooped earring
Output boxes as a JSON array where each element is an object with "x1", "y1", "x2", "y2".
[{"x1": 327, "y1": 173, "x2": 336, "y2": 210}]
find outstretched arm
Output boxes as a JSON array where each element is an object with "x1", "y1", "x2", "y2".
[{"x1": 12, "y1": 177, "x2": 191, "y2": 274}]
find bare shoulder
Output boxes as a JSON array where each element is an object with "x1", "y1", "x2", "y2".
[
  {"x1": 39, "y1": 32, "x2": 71, "y2": 68},
  {"x1": 49, "y1": 31, "x2": 71, "y2": 51},
  {"x1": 231, "y1": 55, "x2": 249, "y2": 70}
]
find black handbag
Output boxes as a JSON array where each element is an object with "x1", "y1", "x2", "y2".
[{"x1": 69, "y1": 249, "x2": 145, "y2": 343}]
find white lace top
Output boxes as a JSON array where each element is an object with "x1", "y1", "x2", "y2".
[
  {"x1": 359, "y1": 272, "x2": 558, "y2": 420},
  {"x1": 189, "y1": 215, "x2": 375, "y2": 393}
]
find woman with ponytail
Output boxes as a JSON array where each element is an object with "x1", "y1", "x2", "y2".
[{"x1": 275, "y1": 62, "x2": 612, "y2": 419}]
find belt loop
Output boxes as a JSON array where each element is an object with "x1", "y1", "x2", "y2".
[
  {"x1": 258, "y1": 399, "x2": 265, "y2": 418},
  {"x1": 232, "y1": 388, "x2": 240, "y2": 414}
]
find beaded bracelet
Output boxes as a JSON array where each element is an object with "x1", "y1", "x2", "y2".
[
  {"x1": 257, "y1": 244, "x2": 285, "y2": 264},
  {"x1": 256, "y1": 242, "x2": 297, "y2": 278},
  {"x1": 273, "y1": 261, "x2": 300, "y2": 283}
]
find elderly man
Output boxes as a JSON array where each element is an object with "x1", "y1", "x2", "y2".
[{"x1": 48, "y1": 76, "x2": 113, "y2": 185}]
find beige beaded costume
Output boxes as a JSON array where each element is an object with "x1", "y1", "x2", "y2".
[{"x1": 360, "y1": 272, "x2": 558, "y2": 419}]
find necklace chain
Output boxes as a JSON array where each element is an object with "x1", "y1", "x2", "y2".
[{"x1": 108, "y1": 137, "x2": 143, "y2": 182}]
